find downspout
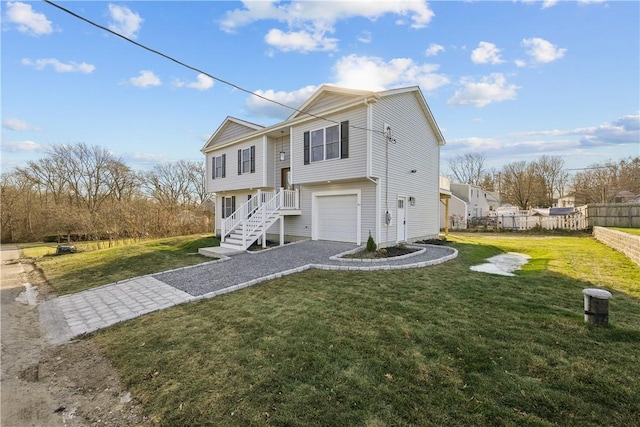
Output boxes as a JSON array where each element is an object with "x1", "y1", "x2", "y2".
[{"x1": 364, "y1": 97, "x2": 381, "y2": 245}]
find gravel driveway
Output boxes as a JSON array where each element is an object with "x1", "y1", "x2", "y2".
[{"x1": 153, "y1": 240, "x2": 457, "y2": 296}]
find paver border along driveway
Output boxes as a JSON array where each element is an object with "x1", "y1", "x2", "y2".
[{"x1": 39, "y1": 241, "x2": 457, "y2": 344}]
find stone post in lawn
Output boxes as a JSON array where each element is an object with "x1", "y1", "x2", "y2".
[{"x1": 582, "y1": 288, "x2": 612, "y2": 327}]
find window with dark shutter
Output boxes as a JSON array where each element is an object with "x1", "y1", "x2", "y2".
[
  {"x1": 340, "y1": 121, "x2": 349, "y2": 159},
  {"x1": 303, "y1": 131, "x2": 310, "y2": 165}
]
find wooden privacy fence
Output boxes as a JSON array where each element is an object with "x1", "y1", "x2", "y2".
[{"x1": 587, "y1": 204, "x2": 640, "y2": 228}]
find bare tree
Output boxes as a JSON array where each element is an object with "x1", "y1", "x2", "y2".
[
  {"x1": 572, "y1": 156, "x2": 640, "y2": 204},
  {"x1": 536, "y1": 155, "x2": 569, "y2": 207},
  {"x1": 143, "y1": 160, "x2": 206, "y2": 208},
  {"x1": 2, "y1": 145, "x2": 212, "y2": 243},
  {"x1": 500, "y1": 161, "x2": 544, "y2": 209},
  {"x1": 448, "y1": 152, "x2": 487, "y2": 186}
]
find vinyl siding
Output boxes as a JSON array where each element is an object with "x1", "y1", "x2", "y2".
[
  {"x1": 274, "y1": 134, "x2": 291, "y2": 189},
  {"x1": 300, "y1": 93, "x2": 360, "y2": 116},
  {"x1": 212, "y1": 121, "x2": 261, "y2": 147},
  {"x1": 292, "y1": 107, "x2": 368, "y2": 184},
  {"x1": 371, "y1": 91, "x2": 441, "y2": 243},
  {"x1": 206, "y1": 136, "x2": 265, "y2": 193},
  {"x1": 282, "y1": 180, "x2": 377, "y2": 244}
]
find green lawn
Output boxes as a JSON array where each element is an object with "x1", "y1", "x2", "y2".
[
  {"x1": 90, "y1": 233, "x2": 640, "y2": 426},
  {"x1": 24, "y1": 235, "x2": 219, "y2": 295},
  {"x1": 611, "y1": 227, "x2": 640, "y2": 237}
]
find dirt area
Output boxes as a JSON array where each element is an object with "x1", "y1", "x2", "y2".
[
  {"x1": 343, "y1": 245, "x2": 420, "y2": 259},
  {"x1": 1, "y1": 248, "x2": 153, "y2": 426}
]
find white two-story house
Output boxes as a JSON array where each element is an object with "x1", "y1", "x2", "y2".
[{"x1": 202, "y1": 85, "x2": 446, "y2": 250}]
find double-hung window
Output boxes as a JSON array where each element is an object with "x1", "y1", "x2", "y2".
[
  {"x1": 221, "y1": 196, "x2": 235, "y2": 218},
  {"x1": 237, "y1": 145, "x2": 255, "y2": 175},
  {"x1": 304, "y1": 121, "x2": 348, "y2": 164},
  {"x1": 212, "y1": 154, "x2": 226, "y2": 179}
]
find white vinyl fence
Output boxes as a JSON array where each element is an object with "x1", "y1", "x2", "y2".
[{"x1": 494, "y1": 211, "x2": 588, "y2": 231}]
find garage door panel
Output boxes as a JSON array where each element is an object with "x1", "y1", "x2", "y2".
[{"x1": 316, "y1": 194, "x2": 357, "y2": 243}]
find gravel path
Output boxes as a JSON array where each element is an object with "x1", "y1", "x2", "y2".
[{"x1": 153, "y1": 240, "x2": 457, "y2": 297}]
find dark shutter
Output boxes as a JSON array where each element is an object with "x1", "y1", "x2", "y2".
[
  {"x1": 231, "y1": 196, "x2": 236, "y2": 213},
  {"x1": 221, "y1": 197, "x2": 226, "y2": 218},
  {"x1": 238, "y1": 149, "x2": 242, "y2": 175},
  {"x1": 303, "y1": 131, "x2": 310, "y2": 165},
  {"x1": 250, "y1": 145, "x2": 255, "y2": 173},
  {"x1": 221, "y1": 154, "x2": 226, "y2": 178},
  {"x1": 340, "y1": 121, "x2": 349, "y2": 159},
  {"x1": 212, "y1": 157, "x2": 216, "y2": 179}
]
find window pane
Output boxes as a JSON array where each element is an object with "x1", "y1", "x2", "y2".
[
  {"x1": 311, "y1": 129, "x2": 324, "y2": 161},
  {"x1": 326, "y1": 141, "x2": 339, "y2": 159},
  {"x1": 224, "y1": 197, "x2": 233, "y2": 217},
  {"x1": 242, "y1": 148, "x2": 251, "y2": 173},
  {"x1": 326, "y1": 125, "x2": 339, "y2": 144},
  {"x1": 215, "y1": 157, "x2": 222, "y2": 177},
  {"x1": 312, "y1": 145, "x2": 324, "y2": 162}
]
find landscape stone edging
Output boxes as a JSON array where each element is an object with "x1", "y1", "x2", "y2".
[
  {"x1": 330, "y1": 244, "x2": 427, "y2": 262},
  {"x1": 195, "y1": 247, "x2": 459, "y2": 301}
]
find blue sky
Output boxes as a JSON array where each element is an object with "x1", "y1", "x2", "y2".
[{"x1": 2, "y1": 0, "x2": 639, "y2": 176}]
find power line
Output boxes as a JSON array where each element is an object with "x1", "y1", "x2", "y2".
[
  {"x1": 567, "y1": 166, "x2": 611, "y2": 171},
  {"x1": 42, "y1": 0, "x2": 384, "y2": 136}
]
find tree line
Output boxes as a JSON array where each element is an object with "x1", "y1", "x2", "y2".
[
  {"x1": 1, "y1": 143, "x2": 212, "y2": 244},
  {"x1": 448, "y1": 153, "x2": 639, "y2": 210}
]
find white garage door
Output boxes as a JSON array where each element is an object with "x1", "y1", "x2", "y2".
[{"x1": 316, "y1": 194, "x2": 358, "y2": 243}]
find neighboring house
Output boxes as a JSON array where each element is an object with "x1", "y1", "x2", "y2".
[
  {"x1": 201, "y1": 85, "x2": 446, "y2": 250},
  {"x1": 439, "y1": 183, "x2": 499, "y2": 230},
  {"x1": 555, "y1": 195, "x2": 575, "y2": 208}
]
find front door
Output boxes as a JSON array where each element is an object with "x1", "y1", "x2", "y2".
[
  {"x1": 281, "y1": 167, "x2": 291, "y2": 190},
  {"x1": 397, "y1": 197, "x2": 406, "y2": 242}
]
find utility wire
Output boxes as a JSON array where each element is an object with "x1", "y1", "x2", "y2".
[{"x1": 42, "y1": 0, "x2": 385, "y2": 136}]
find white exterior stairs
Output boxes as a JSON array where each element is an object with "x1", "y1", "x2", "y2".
[{"x1": 220, "y1": 189, "x2": 299, "y2": 251}]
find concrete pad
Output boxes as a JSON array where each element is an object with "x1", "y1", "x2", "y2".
[{"x1": 198, "y1": 246, "x2": 241, "y2": 257}]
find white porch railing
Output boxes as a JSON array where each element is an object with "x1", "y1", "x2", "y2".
[
  {"x1": 281, "y1": 188, "x2": 299, "y2": 210},
  {"x1": 221, "y1": 188, "x2": 299, "y2": 244}
]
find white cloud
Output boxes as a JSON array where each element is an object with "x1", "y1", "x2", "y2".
[
  {"x1": 173, "y1": 73, "x2": 215, "y2": 91},
  {"x1": 448, "y1": 73, "x2": 519, "y2": 107},
  {"x1": 264, "y1": 28, "x2": 337, "y2": 53},
  {"x1": 522, "y1": 37, "x2": 566, "y2": 64},
  {"x1": 333, "y1": 54, "x2": 450, "y2": 92},
  {"x1": 244, "y1": 53, "x2": 451, "y2": 119},
  {"x1": 541, "y1": 0, "x2": 559, "y2": 9},
  {"x1": 129, "y1": 70, "x2": 161, "y2": 88},
  {"x1": 1, "y1": 140, "x2": 44, "y2": 153},
  {"x1": 21, "y1": 58, "x2": 95, "y2": 73},
  {"x1": 425, "y1": 43, "x2": 445, "y2": 57},
  {"x1": 443, "y1": 113, "x2": 638, "y2": 164},
  {"x1": 515, "y1": 59, "x2": 527, "y2": 68},
  {"x1": 3, "y1": 118, "x2": 30, "y2": 131},
  {"x1": 5, "y1": 1, "x2": 53, "y2": 36},
  {"x1": 471, "y1": 41, "x2": 504, "y2": 64},
  {"x1": 506, "y1": 113, "x2": 639, "y2": 148},
  {"x1": 577, "y1": 114, "x2": 639, "y2": 147},
  {"x1": 357, "y1": 31, "x2": 373, "y2": 44},
  {"x1": 245, "y1": 85, "x2": 319, "y2": 119},
  {"x1": 108, "y1": 4, "x2": 143, "y2": 39},
  {"x1": 220, "y1": 0, "x2": 434, "y2": 52}
]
